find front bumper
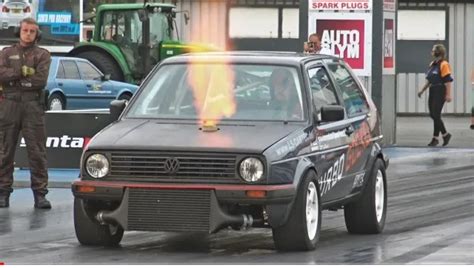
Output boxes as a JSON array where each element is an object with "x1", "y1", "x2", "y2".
[
  {"x1": 72, "y1": 180, "x2": 295, "y2": 204},
  {"x1": 72, "y1": 180, "x2": 296, "y2": 233}
]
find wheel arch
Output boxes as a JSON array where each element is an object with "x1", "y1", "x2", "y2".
[
  {"x1": 357, "y1": 143, "x2": 389, "y2": 198},
  {"x1": 116, "y1": 89, "x2": 133, "y2": 100},
  {"x1": 266, "y1": 158, "x2": 318, "y2": 228}
]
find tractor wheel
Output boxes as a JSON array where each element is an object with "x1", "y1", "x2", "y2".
[{"x1": 76, "y1": 51, "x2": 124, "y2": 82}]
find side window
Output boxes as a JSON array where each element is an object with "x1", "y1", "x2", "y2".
[
  {"x1": 61, "y1": 60, "x2": 81, "y2": 80},
  {"x1": 56, "y1": 62, "x2": 65, "y2": 79},
  {"x1": 307, "y1": 67, "x2": 339, "y2": 112},
  {"x1": 327, "y1": 64, "x2": 369, "y2": 116},
  {"x1": 77, "y1": 61, "x2": 102, "y2": 80}
]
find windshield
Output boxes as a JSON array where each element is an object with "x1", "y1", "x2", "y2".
[
  {"x1": 126, "y1": 64, "x2": 305, "y2": 122},
  {"x1": 149, "y1": 12, "x2": 172, "y2": 43}
]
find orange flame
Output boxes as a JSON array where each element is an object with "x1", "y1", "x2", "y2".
[
  {"x1": 183, "y1": 3, "x2": 237, "y2": 126},
  {"x1": 187, "y1": 61, "x2": 236, "y2": 126}
]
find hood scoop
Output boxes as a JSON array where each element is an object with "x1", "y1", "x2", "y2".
[{"x1": 199, "y1": 120, "x2": 220, "y2": 132}]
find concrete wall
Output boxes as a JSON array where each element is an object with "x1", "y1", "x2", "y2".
[{"x1": 397, "y1": 2, "x2": 474, "y2": 114}]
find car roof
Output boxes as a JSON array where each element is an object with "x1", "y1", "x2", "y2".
[
  {"x1": 162, "y1": 51, "x2": 340, "y2": 67},
  {"x1": 51, "y1": 56, "x2": 90, "y2": 62}
]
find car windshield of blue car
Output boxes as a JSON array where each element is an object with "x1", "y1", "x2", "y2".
[{"x1": 126, "y1": 64, "x2": 305, "y2": 122}]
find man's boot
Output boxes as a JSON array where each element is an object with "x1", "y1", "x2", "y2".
[
  {"x1": 34, "y1": 194, "x2": 51, "y2": 209},
  {"x1": 0, "y1": 194, "x2": 10, "y2": 208}
]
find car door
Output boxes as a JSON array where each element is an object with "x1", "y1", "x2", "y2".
[
  {"x1": 76, "y1": 60, "x2": 115, "y2": 109},
  {"x1": 56, "y1": 60, "x2": 85, "y2": 110},
  {"x1": 305, "y1": 63, "x2": 355, "y2": 203},
  {"x1": 326, "y1": 62, "x2": 372, "y2": 196}
]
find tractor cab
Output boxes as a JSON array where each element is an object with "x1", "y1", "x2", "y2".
[
  {"x1": 69, "y1": 3, "x2": 205, "y2": 85},
  {"x1": 97, "y1": 4, "x2": 176, "y2": 80}
]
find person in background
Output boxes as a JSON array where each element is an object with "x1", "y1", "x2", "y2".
[
  {"x1": 470, "y1": 69, "x2": 474, "y2": 130},
  {"x1": 304, "y1": 33, "x2": 332, "y2": 55},
  {"x1": 417, "y1": 44, "x2": 453, "y2": 146},
  {"x1": 0, "y1": 18, "x2": 52, "y2": 209}
]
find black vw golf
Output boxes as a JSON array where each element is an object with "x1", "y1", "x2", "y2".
[{"x1": 72, "y1": 52, "x2": 389, "y2": 251}]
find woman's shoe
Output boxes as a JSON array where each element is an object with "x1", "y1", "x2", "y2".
[
  {"x1": 470, "y1": 124, "x2": 474, "y2": 130},
  {"x1": 428, "y1": 138, "x2": 439, "y2": 146},
  {"x1": 442, "y1": 133, "x2": 452, "y2": 146}
]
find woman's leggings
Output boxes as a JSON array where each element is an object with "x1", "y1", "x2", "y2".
[{"x1": 428, "y1": 85, "x2": 447, "y2": 137}]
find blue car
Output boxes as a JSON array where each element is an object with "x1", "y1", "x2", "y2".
[{"x1": 46, "y1": 56, "x2": 139, "y2": 110}]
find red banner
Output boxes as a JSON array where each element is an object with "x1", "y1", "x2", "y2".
[
  {"x1": 317, "y1": 19, "x2": 365, "y2": 70},
  {"x1": 384, "y1": 19, "x2": 394, "y2": 69}
]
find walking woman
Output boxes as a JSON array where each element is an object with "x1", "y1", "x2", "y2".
[{"x1": 418, "y1": 44, "x2": 453, "y2": 146}]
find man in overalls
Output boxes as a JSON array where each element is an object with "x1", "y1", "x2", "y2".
[{"x1": 0, "y1": 18, "x2": 51, "y2": 208}]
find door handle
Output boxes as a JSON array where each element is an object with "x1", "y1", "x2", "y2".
[
  {"x1": 86, "y1": 84, "x2": 92, "y2": 87},
  {"x1": 58, "y1": 82, "x2": 63, "y2": 86},
  {"x1": 345, "y1": 125, "x2": 354, "y2": 136}
]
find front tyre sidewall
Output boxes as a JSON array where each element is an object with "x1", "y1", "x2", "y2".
[
  {"x1": 344, "y1": 158, "x2": 387, "y2": 234},
  {"x1": 272, "y1": 171, "x2": 321, "y2": 251},
  {"x1": 74, "y1": 198, "x2": 124, "y2": 247}
]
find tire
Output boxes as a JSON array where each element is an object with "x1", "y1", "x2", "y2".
[
  {"x1": 272, "y1": 170, "x2": 321, "y2": 251},
  {"x1": 48, "y1": 93, "x2": 65, "y2": 110},
  {"x1": 76, "y1": 51, "x2": 124, "y2": 82},
  {"x1": 344, "y1": 158, "x2": 387, "y2": 234},
  {"x1": 74, "y1": 198, "x2": 124, "y2": 246}
]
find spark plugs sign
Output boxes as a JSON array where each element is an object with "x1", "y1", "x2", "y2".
[{"x1": 309, "y1": 0, "x2": 372, "y2": 11}]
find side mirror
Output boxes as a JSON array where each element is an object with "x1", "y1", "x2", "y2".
[
  {"x1": 101, "y1": 74, "x2": 111, "y2": 81},
  {"x1": 319, "y1": 105, "x2": 345, "y2": 122},
  {"x1": 110, "y1": 99, "x2": 127, "y2": 121}
]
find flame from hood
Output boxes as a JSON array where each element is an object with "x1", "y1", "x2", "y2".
[{"x1": 186, "y1": 60, "x2": 236, "y2": 126}]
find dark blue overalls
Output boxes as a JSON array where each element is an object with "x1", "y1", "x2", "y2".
[{"x1": 425, "y1": 60, "x2": 453, "y2": 137}]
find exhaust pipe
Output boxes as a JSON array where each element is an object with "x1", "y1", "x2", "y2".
[{"x1": 96, "y1": 210, "x2": 115, "y2": 225}]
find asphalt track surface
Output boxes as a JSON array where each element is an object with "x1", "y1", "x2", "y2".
[{"x1": 0, "y1": 148, "x2": 473, "y2": 264}]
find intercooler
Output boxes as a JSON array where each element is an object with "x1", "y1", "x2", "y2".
[{"x1": 127, "y1": 188, "x2": 211, "y2": 232}]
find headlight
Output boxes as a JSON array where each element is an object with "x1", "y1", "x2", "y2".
[
  {"x1": 239, "y1": 157, "x2": 264, "y2": 182},
  {"x1": 85, "y1": 154, "x2": 109, "y2": 179}
]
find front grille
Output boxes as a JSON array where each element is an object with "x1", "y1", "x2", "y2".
[
  {"x1": 128, "y1": 188, "x2": 210, "y2": 232},
  {"x1": 110, "y1": 151, "x2": 239, "y2": 183}
]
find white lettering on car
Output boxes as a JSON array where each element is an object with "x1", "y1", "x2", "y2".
[
  {"x1": 318, "y1": 154, "x2": 345, "y2": 196},
  {"x1": 275, "y1": 133, "x2": 306, "y2": 157}
]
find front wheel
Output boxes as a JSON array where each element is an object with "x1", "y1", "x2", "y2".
[
  {"x1": 48, "y1": 93, "x2": 65, "y2": 110},
  {"x1": 74, "y1": 198, "x2": 124, "y2": 246},
  {"x1": 272, "y1": 170, "x2": 321, "y2": 251},
  {"x1": 344, "y1": 158, "x2": 387, "y2": 234}
]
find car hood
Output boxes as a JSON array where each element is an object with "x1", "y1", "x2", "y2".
[{"x1": 89, "y1": 119, "x2": 304, "y2": 153}]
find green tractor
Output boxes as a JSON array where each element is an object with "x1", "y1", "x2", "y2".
[{"x1": 69, "y1": 2, "x2": 212, "y2": 84}]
